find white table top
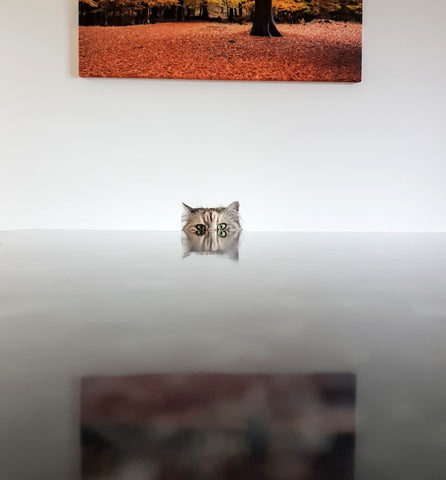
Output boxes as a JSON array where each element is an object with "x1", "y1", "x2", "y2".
[{"x1": 1, "y1": 231, "x2": 445, "y2": 479}]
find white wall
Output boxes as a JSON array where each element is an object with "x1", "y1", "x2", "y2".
[{"x1": 0, "y1": 0, "x2": 445, "y2": 231}]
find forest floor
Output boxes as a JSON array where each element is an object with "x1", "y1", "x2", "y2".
[{"x1": 79, "y1": 22, "x2": 362, "y2": 82}]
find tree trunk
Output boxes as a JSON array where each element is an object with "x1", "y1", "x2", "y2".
[
  {"x1": 340, "y1": 0, "x2": 348, "y2": 21},
  {"x1": 103, "y1": 0, "x2": 110, "y2": 26},
  {"x1": 177, "y1": 0, "x2": 184, "y2": 21},
  {"x1": 141, "y1": 3, "x2": 150, "y2": 24},
  {"x1": 201, "y1": 1, "x2": 209, "y2": 19},
  {"x1": 250, "y1": 0, "x2": 282, "y2": 37}
]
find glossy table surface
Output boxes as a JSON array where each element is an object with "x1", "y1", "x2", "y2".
[{"x1": 1, "y1": 231, "x2": 446, "y2": 479}]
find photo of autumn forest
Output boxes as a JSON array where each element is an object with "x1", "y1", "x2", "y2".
[{"x1": 79, "y1": 0, "x2": 362, "y2": 81}]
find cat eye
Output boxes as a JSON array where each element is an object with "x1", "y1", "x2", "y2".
[
  {"x1": 218, "y1": 230, "x2": 226, "y2": 238},
  {"x1": 195, "y1": 224, "x2": 206, "y2": 235},
  {"x1": 217, "y1": 223, "x2": 227, "y2": 230}
]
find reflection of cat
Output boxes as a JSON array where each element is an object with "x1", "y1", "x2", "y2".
[
  {"x1": 182, "y1": 201, "x2": 242, "y2": 234},
  {"x1": 182, "y1": 230, "x2": 241, "y2": 261}
]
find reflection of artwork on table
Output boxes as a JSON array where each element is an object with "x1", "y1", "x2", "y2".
[
  {"x1": 78, "y1": 1, "x2": 362, "y2": 81},
  {"x1": 81, "y1": 373, "x2": 356, "y2": 479}
]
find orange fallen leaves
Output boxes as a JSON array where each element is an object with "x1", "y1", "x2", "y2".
[{"x1": 78, "y1": 22, "x2": 362, "y2": 82}]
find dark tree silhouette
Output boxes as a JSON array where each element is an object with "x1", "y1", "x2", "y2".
[
  {"x1": 177, "y1": 0, "x2": 183, "y2": 21},
  {"x1": 201, "y1": 1, "x2": 209, "y2": 19},
  {"x1": 250, "y1": 0, "x2": 282, "y2": 37}
]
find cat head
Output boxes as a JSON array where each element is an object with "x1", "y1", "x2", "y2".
[{"x1": 181, "y1": 201, "x2": 241, "y2": 234}]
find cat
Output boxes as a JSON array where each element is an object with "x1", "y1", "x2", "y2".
[
  {"x1": 181, "y1": 202, "x2": 242, "y2": 261},
  {"x1": 181, "y1": 201, "x2": 242, "y2": 234}
]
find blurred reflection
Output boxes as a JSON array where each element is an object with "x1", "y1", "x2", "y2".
[
  {"x1": 81, "y1": 374, "x2": 355, "y2": 480},
  {"x1": 182, "y1": 230, "x2": 241, "y2": 261}
]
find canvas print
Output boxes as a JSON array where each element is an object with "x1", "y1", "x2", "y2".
[
  {"x1": 81, "y1": 373, "x2": 356, "y2": 479},
  {"x1": 78, "y1": 0, "x2": 362, "y2": 81}
]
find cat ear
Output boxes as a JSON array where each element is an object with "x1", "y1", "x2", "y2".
[
  {"x1": 182, "y1": 203, "x2": 196, "y2": 215},
  {"x1": 226, "y1": 201, "x2": 240, "y2": 212}
]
